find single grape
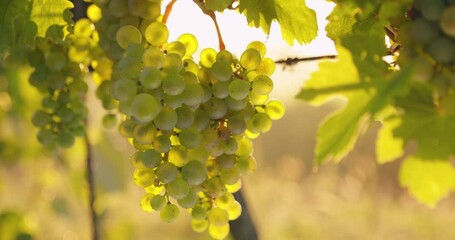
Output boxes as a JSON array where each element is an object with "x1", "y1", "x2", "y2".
[
  {"x1": 111, "y1": 78, "x2": 137, "y2": 101},
  {"x1": 167, "y1": 178, "x2": 190, "y2": 199},
  {"x1": 177, "y1": 188, "x2": 198, "y2": 208},
  {"x1": 182, "y1": 160, "x2": 208, "y2": 185},
  {"x1": 210, "y1": 60, "x2": 232, "y2": 81},
  {"x1": 191, "y1": 205, "x2": 208, "y2": 220},
  {"x1": 200, "y1": 48, "x2": 217, "y2": 68},
  {"x1": 155, "y1": 161, "x2": 179, "y2": 184},
  {"x1": 179, "y1": 127, "x2": 202, "y2": 149},
  {"x1": 208, "y1": 223, "x2": 230, "y2": 240},
  {"x1": 441, "y1": 6, "x2": 455, "y2": 37},
  {"x1": 208, "y1": 207, "x2": 229, "y2": 226},
  {"x1": 153, "y1": 106, "x2": 178, "y2": 131},
  {"x1": 150, "y1": 194, "x2": 166, "y2": 211},
  {"x1": 140, "y1": 67, "x2": 162, "y2": 89},
  {"x1": 252, "y1": 75, "x2": 273, "y2": 95},
  {"x1": 143, "y1": 46, "x2": 165, "y2": 68},
  {"x1": 212, "y1": 80, "x2": 230, "y2": 99},
  {"x1": 116, "y1": 25, "x2": 142, "y2": 49},
  {"x1": 183, "y1": 83, "x2": 205, "y2": 107},
  {"x1": 145, "y1": 21, "x2": 169, "y2": 46},
  {"x1": 227, "y1": 200, "x2": 242, "y2": 220},
  {"x1": 140, "y1": 149, "x2": 162, "y2": 168},
  {"x1": 102, "y1": 113, "x2": 117, "y2": 129},
  {"x1": 160, "y1": 203, "x2": 180, "y2": 223},
  {"x1": 175, "y1": 106, "x2": 195, "y2": 129},
  {"x1": 130, "y1": 93, "x2": 162, "y2": 123},
  {"x1": 152, "y1": 134, "x2": 172, "y2": 153},
  {"x1": 220, "y1": 168, "x2": 240, "y2": 185},
  {"x1": 265, "y1": 100, "x2": 285, "y2": 120},
  {"x1": 165, "y1": 41, "x2": 186, "y2": 57},
  {"x1": 177, "y1": 33, "x2": 198, "y2": 56},
  {"x1": 240, "y1": 48, "x2": 261, "y2": 70},
  {"x1": 228, "y1": 78, "x2": 250, "y2": 100},
  {"x1": 32, "y1": 110, "x2": 51, "y2": 127},
  {"x1": 162, "y1": 73, "x2": 186, "y2": 96},
  {"x1": 192, "y1": 219, "x2": 208, "y2": 233}
]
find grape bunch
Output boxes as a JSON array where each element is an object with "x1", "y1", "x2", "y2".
[
  {"x1": 88, "y1": 1, "x2": 284, "y2": 239},
  {"x1": 29, "y1": 18, "x2": 102, "y2": 150},
  {"x1": 396, "y1": 0, "x2": 455, "y2": 94}
]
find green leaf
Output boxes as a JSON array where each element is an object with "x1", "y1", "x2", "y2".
[
  {"x1": 315, "y1": 92, "x2": 371, "y2": 164},
  {"x1": 296, "y1": 46, "x2": 360, "y2": 105},
  {"x1": 394, "y1": 85, "x2": 455, "y2": 160},
  {"x1": 273, "y1": 0, "x2": 317, "y2": 45},
  {"x1": 239, "y1": 0, "x2": 317, "y2": 45},
  {"x1": 400, "y1": 156, "x2": 455, "y2": 207},
  {"x1": 376, "y1": 117, "x2": 404, "y2": 164},
  {"x1": 30, "y1": 0, "x2": 73, "y2": 37},
  {"x1": 325, "y1": 4, "x2": 357, "y2": 40}
]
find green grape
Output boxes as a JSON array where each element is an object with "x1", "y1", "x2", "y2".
[
  {"x1": 168, "y1": 145, "x2": 188, "y2": 167},
  {"x1": 145, "y1": 21, "x2": 169, "y2": 46},
  {"x1": 153, "y1": 106, "x2": 178, "y2": 131},
  {"x1": 160, "y1": 203, "x2": 180, "y2": 223},
  {"x1": 252, "y1": 75, "x2": 273, "y2": 95},
  {"x1": 414, "y1": 0, "x2": 445, "y2": 21},
  {"x1": 143, "y1": 46, "x2": 165, "y2": 68},
  {"x1": 140, "y1": 67, "x2": 162, "y2": 89},
  {"x1": 212, "y1": 81, "x2": 230, "y2": 99},
  {"x1": 204, "y1": 98, "x2": 227, "y2": 119},
  {"x1": 133, "y1": 169, "x2": 156, "y2": 188},
  {"x1": 227, "y1": 116, "x2": 246, "y2": 135},
  {"x1": 225, "y1": 96, "x2": 248, "y2": 111},
  {"x1": 140, "y1": 149, "x2": 162, "y2": 168},
  {"x1": 57, "y1": 130, "x2": 75, "y2": 148},
  {"x1": 177, "y1": 188, "x2": 198, "y2": 208},
  {"x1": 409, "y1": 18, "x2": 439, "y2": 44},
  {"x1": 175, "y1": 106, "x2": 194, "y2": 129},
  {"x1": 118, "y1": 98, "x2": 133, "y2": 115},
  {"x1": 152, "y1": 134, "x2": 172, "y2": 153},
  {"x1": 162, "y1": 73, "x2": 186, "y2": 95},
  {"x1": 130, "y1": 93, "x2": 162, "y2": 123},
  {"x1": 108, "y1": 0, "x2": 128, "y2": 17},
  {"x1": 201, "y1": 83, "x2": 213, "y2": 103},
  {"x1": 87, "y1": 4, "x2": 102, "y2": 22},
  {"x1": 182, "y1": 160, "x2": 208, "y2": 185},
  {"x1": 56, "y1": 107, "x2": 75, "y2": 123},
  {"x1": 192, "y1": 109, "x2": 211, "y2": 130},
  {"x1": 215, "y1": 192, "x2": 235, "y2": 209},
  {"x1": 177, "y1": 33, "x2": 198, "y2": 56},
  {"x1": 118, "y1": 118, "x2": 137, "y2": 138},
  {"x1": 248, "y1": 91, "x2": 269, "y2": 105},
  {"x1": 192, "y1": 205, "x2": 208, "y2": 220},
  {"x1": 102, "y1": 113, "x2": 117, "y2": 129},
  {"x1": 162, "y1": 53, "x2": 184, "y2": 73},
  {"x1": 216, "y1": 50, "x2": 233, "y2": 63},
  {"x1": 163, "y1": 93, "x2": 185, "y2": 108},
  {"x1": 165, "y1": 41, "x2": 186, "y2": 57},
  {"x1": 46, "y1": 51, "x2": 66, "y2": 71},
  {"x1": 115, "y1": 25, "x2": 142, "y2": 49},
  {"x1": 201, "y1": 127, "x2": 220, "y2": 149},
  {"x1": 247, "y1": 41, "x2": 266, "y2": 57},
  {"x1": 240, "y1": 48, "x2": 261, "y2": 70},
  {"x1": 127, "y1": 0, "x2": 161, "y2": 20},
  {"x1": 216, "y1": 154, "x2": 236, "y2": 169},
  {"x1": 155, "y1": 161, "x2": 179, "y2": 184},
  {"x1": 256, "y1": 57, "x2": 276, "y2": 76},
  {"x1": 167, "y1": 178, "x2": 190, "y2": 199},
  {"x1": 265, "y1": 100, "x2": 285, "y2": 120},
  {"x1": 187, "y1": 146, "x2": 210, "y2": 162},
  {"x1": 227, "y1": 200, "x2": 242, "y2": 220},
  {"x1": 183, "y1": 59, "x2": 200, "y2": 75},
  {"x1": 247, "y1": 112, "x2": 272, "y2": 133},
  {"x1": 74, "y1": 18, "x2": 93, "y2": 37},
  {"x1": 200, "y1": 48, "x2": 217, "y2": 68},
  {"x1": 226, "y1": 179, "x2": 242, "y2": 193},
  {"x1": 111, "y1": 78, "x2": 137, "y2": 101},
  {"x1": 192, "y1": 219, "x2": 208, "y2": 233},
  {"x1": 32, "y1": 110, "x2": 51, "y2": 127},
  {"x1": 236, "y1": 137, "x2": 253, "y2": 156},
  {"x1": 210, "y1": 60, "x2": 233, "y2": 81},
  {"x1": 440, "y1": 6, "x2": 455, "y2": 37},
  {"x1": 228, "y1": 78, "x2": 250, "y2": 100},
  {"x1": 140, "y1": 193, "x2": 154, "y2": 212},
  {"x1": 208, "y1": 207, "x2": 229, "y2": 226},
  {"x1": 430, "y1": 37, "x2": 455, "y2": 64},
  {"x1": 118, "y1": 57, "x2": 142, "y2": 79},
  {"x1": 204, "y1": 177, "x2": 227, "y2": 198},
  {"x1": 236, "y1": 155, "x2": 257, "y2": 174},
  {"x1": 220, "y1": 168, "x2": 240, "y2": 185},
  {"x1": 183, "y1": 83, "x2": 205, "y2": 107},
  {"x1": 221, "y1": 137, "x2": 238, "y2": 155},
  {"x1": 150, "y1": 194, "x2": 166, "y2": 211},
  {"x1": 179, "y1": 127, "x2": 202, "y2": 149}
]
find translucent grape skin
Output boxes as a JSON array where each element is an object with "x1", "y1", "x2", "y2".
[{"x1": 160, "y1": 203, "x2": 180, "y2": 223}]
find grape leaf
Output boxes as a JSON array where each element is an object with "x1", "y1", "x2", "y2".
[
  {"x1": 30, "y1": 0, "x2": 73, "y2": 37},
  {"x1": 394, "y1": 85, "x2": 455, "y2": 160},
  {"x1": 239, "y1": 0, "x2": 317, "y2": 45},
  {"x1": 400, "y1": 156, "x2": 455, "y2": 207},
  {"x1": 376, "y1": 116, "x2": 404, "y2": 164},
  {"x1": 325, "y1": 4, "x2": 357, "y2": 40},
  {"x1": 296, "y1": 46, "x2": 360, "y2": 105}
]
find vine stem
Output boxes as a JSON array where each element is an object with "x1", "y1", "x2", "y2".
[
  {"x1": 85, "y1": 131, "x2": 99, "y2": 240},
  {"x1": 274, "y1": 55, "x2": 338, "y2": 66},
  {"x1": 192, "y1": 0, "x2": 226, "y2": 51},
  {"x1": 162, "y1": 0, "x2": 177, "y2": 25}
]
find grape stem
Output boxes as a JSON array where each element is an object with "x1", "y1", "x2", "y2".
[
  {"x1": 85, "y1": 129, "x2": 99, "y2": 240},
  {"x1": 193, "y1": 0, "x2": 226, "y2": 51},
  {"x1": 162, "y1": 0, "x2": 178, "y2": 25}
]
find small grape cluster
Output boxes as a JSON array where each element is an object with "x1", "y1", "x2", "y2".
[
  {"x1": 29, "y1": 19, "x2": 101, "y2": 149},
  {"x1": 396, "y1": 0, "x2": 455, "y2": 93},
  {"x1": 89, "y1": 1, "x2": 284, "y2": 239}
]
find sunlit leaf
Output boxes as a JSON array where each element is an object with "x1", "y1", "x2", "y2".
[{"x1": 30, "y1": 0, "x2": 73, "y2": 37}]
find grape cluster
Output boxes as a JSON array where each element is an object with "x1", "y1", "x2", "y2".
[
  {"x1": 29, "y1": 18, "x2": 102, "y2": 149},
  {"x1": 396, "y1": 0, "x2": 455, "y2": 93},
  {"x1": 89, "y1": 1, "x2": 284, "y2": 239}
]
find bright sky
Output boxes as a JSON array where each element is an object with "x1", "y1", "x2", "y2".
[{"x1": 163, "y1": 0, "x2": 337, "y2": 101}]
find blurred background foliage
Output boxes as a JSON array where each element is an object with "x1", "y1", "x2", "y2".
[{"x1": 2, "y1": 60, "x2": 455, "y2": 240}]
